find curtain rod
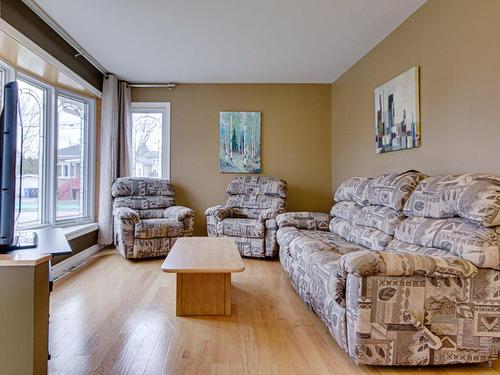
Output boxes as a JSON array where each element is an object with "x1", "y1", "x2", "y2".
[
  {"x1": 127, "y1": 83, "x2": 176, "y2": 89},
  {"x1": 22, "y1": 0, "x2": 108, "y2": 75}
]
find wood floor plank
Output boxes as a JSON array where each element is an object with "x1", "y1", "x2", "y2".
[{"x1": 48, "y1": 249, "x2": 500, "y2": 375}]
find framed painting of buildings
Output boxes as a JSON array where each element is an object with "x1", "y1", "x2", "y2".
[
  {"x1": 375, "y1": 66, "x2": 420, "y2": 154},
  {"x1": 219, "y1": 111, "x2": 261, "y2": 173}
]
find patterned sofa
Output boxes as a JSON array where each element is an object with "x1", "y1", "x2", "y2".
[
  {"x1": 205, "y1": 176, "x2": 287, "y2": 258},
  {"x1": 112, "y1": 177, "x2": 195, "y2": 259},
  {"x1": 276, "y1": 171, "x2": 500, "y2": 366}
]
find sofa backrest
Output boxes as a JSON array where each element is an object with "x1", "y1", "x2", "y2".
[
  {"x1": 112, "y1": 177, "x2": 176, "y2": 219},
  {"x1": 330, "y1": 171, "x2": 425, "y2": 250},
  {"x1": 364, "y1": 171, "x2": 426, "y2": 211},
  {"x1": 403, "y1": 173, "x2": 500, "y2": 227},
  {"x1": 225, "y1": 176, "x2": 287, "y2": 218},
  {"x1": 395, "y1": 173, "x2": 500, "y2": 269}
]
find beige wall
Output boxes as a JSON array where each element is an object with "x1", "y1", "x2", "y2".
[
  {"x1": 132, "y1": 84, "x2": 331, "y2": 234},
  {"x1": 331, "y1": 0, "x2": 500, "y2": 189}
]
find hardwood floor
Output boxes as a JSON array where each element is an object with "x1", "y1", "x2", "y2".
[{"x1": 49, "y1": 248, "x2": 499, "y2": 375}]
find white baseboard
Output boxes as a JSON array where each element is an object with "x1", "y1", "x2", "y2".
[{"x1": 51, "y1": 244, "x2": 104, "y2": 280}]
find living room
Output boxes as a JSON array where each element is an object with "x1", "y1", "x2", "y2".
[{"x1": 0, "y1": 0, "x2": 498, "y2": 374}]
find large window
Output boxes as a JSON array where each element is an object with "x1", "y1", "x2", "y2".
[
  {"x1": 131, "y1": 103, "x2": 170, "y2": 179},
  {"x1": 0, "y1": 60, "x2": 96, "y2": 229},
  {"x1": 56, "y1": 93, "x2": 92, "y2": 221}
]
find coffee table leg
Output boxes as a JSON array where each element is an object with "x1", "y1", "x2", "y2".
[
  {"x1": 224, "y1": 273, "x2": 231, "y2": 316},
  {"x1": 176, "y1": 273, "x2": 232, "y2": 316}
]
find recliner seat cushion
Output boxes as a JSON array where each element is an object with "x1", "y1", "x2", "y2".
[
  {"x1": 217, "y1": 218, "x2": 265, "y2": 238},
  {"x1": 139, "y1": 208, "x2": 165, "y2": 219},
  {"x1": 403, "y1": 173, "x2": 500, "y2": 227},
  {"x1": 231, "y1": 236, "x2": 265, "y2": 258},
  {"x1": 132, "y1": 237, "x2": 175, "y2": 258},
  {"x1": 134, "y1": 218, "x2": 183, "y2": 239},
  {"x1": 114, "y1": 196, "x2": 175, "y2": 210},
  {"x1": 394, "y1": 216, "x2": 500, "y2": 269}
]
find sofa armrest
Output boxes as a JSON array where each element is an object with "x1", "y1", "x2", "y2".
[
  {"x1": 205, "y1": 205, "x2": 232, "y2": 221},
  {"x1": 276, "y1": 212, "x2": 331, "y2": 231},
  {"x1": 164, "y1": 205, "x2": 195, "y2": 221},
  {"x1": 331, "y1": 250, "x2": 478, "y2": 308},
  {"x1": 339, "y1": 250, "x2": 478, "y2": 279},
  {"x1": 258, "y1": 208, "x2": 286, "y2": 221},
  {"x1": 114, "y1": 207, "x2": 140, "y2": 224}
]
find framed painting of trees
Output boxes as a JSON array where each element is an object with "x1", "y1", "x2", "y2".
[{"x1": 219, "y1": 112, "x2": 261, "y2": 173}]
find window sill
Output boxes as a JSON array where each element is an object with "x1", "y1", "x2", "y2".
[{"x1": 62, "y1": 222, "x2": 99, "y2": 241}]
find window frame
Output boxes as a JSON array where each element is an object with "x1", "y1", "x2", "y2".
[
  {"x1": 16, "y1": 73, "x2": 52, "y2": 228},
  {"x1": 54, "y1": 88, "x2": 96, "y2": 226},
  {"x1": 0, "y1": 60, "x2": 16, "y2": 111},
  {"x1": 130, "y1": 102, "x2": 171, "y2": 180},
  {"x1": 1, "y1": 61, "x2": 96, "y2": 229}
]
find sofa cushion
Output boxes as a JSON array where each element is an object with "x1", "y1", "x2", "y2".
[
  {"x1": 276, "y1": 212, "x2": 331, "y2": 231},
  {"x1": 277, "y1": 227, "x2": 365, "y2": 259},
  {"x1": 386, "y1": 238, "x2": 457, "y2": 257},
  {"x1": 134, "y1": 218, "x2": 183, "y2": 239},
  {"x1": 331, "y1": 201, "x2": 404, "y2": 235},
  {"x1": 334, "y1": 176, "x2": 371, "y2": 205},
  {"x1": 403, "y1": 173, "x2": 500, "y2": 227},
  {"x1": 276, "y1": 226, "x2": 303, "y2": 248},
  {"x1": 329, "y1": 217, "x2": 393, "y2": 251},
  {"x1": 355, "y1": 205, "x2": 404, "y2": 236},
  {"x1": 394, "y1": 216, "x2": 500, "y2": 269},
  {"x1": 217, "y1": 218, "x2": 265, "y2": 238},
  {"x1": 365, "y1": 170, "x2": 426, "y2": 211},
  {"x1": 330, "y1": 201, "x2": 363, "y2": 222}
]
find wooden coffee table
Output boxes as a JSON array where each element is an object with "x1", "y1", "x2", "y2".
[{"x1": 161, "y1": 237, "x2": 245, "y2": 316}]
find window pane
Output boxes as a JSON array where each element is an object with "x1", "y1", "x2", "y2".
[
  {"x1": 131, "y1": 112, "x2": 162, "y2": 178},
  {"x1": 15, "y1": 79, "x2": 45, "y2": 227},
  {"x1": 56, "y1": 94, "x2": 87, "y2": 220}
]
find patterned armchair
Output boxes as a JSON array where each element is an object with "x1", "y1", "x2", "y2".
[
  {"x1": 112, "y1": 177, "x2": 195, "y2": 259},
  {"x1": 205, "y1": 176, "x2": 287, "y2": 258}
]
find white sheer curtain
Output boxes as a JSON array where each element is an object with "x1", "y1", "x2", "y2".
[{"x1": 97, "y1": 75, "x2": 132, "y2": 246}]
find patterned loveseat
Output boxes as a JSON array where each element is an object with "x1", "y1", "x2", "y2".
[
  {"x1": 205, "y1": 176, "x2": 287, "y2": 258},
  {"x1": 277, "y1": 171, "x2": 500, "y2": 366},
  {"x1": 112, "y1": 177, "x2": 195, "y2": 259}
]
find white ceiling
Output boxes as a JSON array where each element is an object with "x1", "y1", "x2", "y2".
[{"x1": 33, "y1": 0, "x2": 426, "y2": 83}]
